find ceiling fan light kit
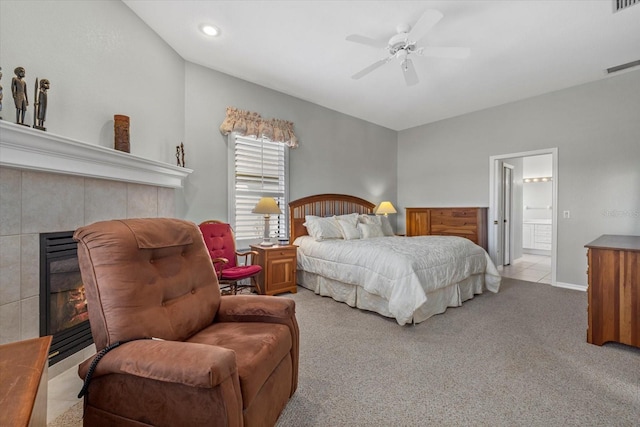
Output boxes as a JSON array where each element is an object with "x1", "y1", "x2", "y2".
[{"x1": 347, "y1": 9, "x2": 469, "y2": 86}]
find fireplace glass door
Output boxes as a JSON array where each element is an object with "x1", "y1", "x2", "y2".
[{"x1": 40, "y1": 231, "x2": 93, "y2": 365}]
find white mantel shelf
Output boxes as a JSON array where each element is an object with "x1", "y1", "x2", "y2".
[{"x1": 0, "y1": 121, "x2": 192, "y2": 188}]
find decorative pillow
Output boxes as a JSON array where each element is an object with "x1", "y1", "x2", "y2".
[
  {"x1": 337, "y1": 218, "x2": 360, "y2": 240},
  {"x1": 334, "y1": 213, "x2": 359, "y2": 228},
  {"x1": 304, "y1": 215, "x2": 343, "y2": 241},
  {"x1": 379, "y1": 216, "x2": 394, "y2": 237},
  {"x1": 360, "y1": 214, "x2": 394, "y2": 236},
  {"x1": 358, "y1": 222, "x2": 384, "y2": 239}
]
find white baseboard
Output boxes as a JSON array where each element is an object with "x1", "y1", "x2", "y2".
[{"x1": 554, "y1": 281, "x2": 587, "y2": 292}]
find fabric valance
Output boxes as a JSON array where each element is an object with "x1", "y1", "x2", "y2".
[{"x1": 219, "y1": 107, "x2": 298, "y2": 148}]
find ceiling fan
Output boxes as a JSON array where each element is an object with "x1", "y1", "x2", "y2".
[{"x1": 346, "y1": 9, "x2": 470, "y2": 86}]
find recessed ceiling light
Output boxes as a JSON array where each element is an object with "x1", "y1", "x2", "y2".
[{"x1": 200, "y1": 24, "x2": 220, "y2": 37}]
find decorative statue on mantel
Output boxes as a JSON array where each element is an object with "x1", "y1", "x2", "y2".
[
  {"x1": 33, "y1": 78, "x2": 50, "y2": 131},
  {"x1": 175, "y1": 142, "x2": 185, "y2": 167},
  {"x1": 114, "y1": 115, "x2": 130, "y2": 152},
  {"x1": 0, "y1": 67, "x2": 4, "y2": 120},
  {"x1": 11, "y1": 66, "x2": 29, "y2": 126}
]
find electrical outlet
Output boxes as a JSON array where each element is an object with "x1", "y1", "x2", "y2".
[{"x1": 563, "y1": 210, "x2": 570, "y2": 219}]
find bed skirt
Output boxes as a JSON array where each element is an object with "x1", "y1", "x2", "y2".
[{"x1": 297, "y1": 270, "x2": 487, "y2": 324}]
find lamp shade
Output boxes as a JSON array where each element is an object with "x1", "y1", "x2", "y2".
[
  {"x1": 375, "y1": 201, "x2": 397, "y2": 215},
  {"x1": 252, "y1": 197, "x2": 283, "y2": 215}
]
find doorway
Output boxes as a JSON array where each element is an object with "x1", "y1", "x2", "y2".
[{"x1": 488, "y1": 148, "x2": 557, "y2": 285}]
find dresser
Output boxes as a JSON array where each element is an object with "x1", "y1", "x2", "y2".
[
  {"x1": 585, "y1": 235, "x2": 640, "y2": 348},
  {"x1": 250, "y1": 244, "x2": 298, "y2": 295},
  {"x1": 405, "y1": 207, "x2": 488, "y2": 250}
]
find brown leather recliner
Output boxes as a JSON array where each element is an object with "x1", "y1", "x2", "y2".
[{"x1": 73, "y1": 218, "x2": 299, "y2": 426}]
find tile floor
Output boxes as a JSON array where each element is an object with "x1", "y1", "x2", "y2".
[
  {"x1": 48, "y1": 365, "x2": 83, "y2": 424},
  {"x1": 498, "y1": 253, "x2": 551, "y2": 284}
]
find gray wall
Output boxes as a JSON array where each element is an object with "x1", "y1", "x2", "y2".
[
  {"x1": 182, "y1": 62, "x2": 398, "y2": 225},
  {"x1": 4, "y1": 0, "x2": 637, "y2": 288},
  {"x1": 0, "y1": 0, "x2": 185, "y2": 163},
  {"x1": 0, "y1": 0, "x2": 398, "y2": 233},
  {"x1": 398, "y1": 69, "x2": 640, "y2": 286}
]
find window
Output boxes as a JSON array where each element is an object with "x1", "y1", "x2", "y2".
[{"x1": 229, "y1": 134, "x2": 288, "y2": 248}]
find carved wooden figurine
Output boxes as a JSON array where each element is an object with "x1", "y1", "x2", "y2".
[
  {"x1": 34, "y1": 78, "x2": 50, "y2": 131},
  {"x1": 176, "y1": 142, "x2": 185, "y2": 167},
  {"x1": 11, "y1": 67, "x2": 28, "y2": 125}
]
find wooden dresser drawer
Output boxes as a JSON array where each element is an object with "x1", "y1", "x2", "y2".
[
  {"x1": 267, "y1": 248, "x2": 297, "y2": 260},
  {"x1": 431, "y1": 227, "x2": 478, "y2": 239},
  {"x1": 431, "y1": 208, "x2": 478, "y2": 220},
  {"x1": 406, "y1": 207, "x2": 487, "y2": 250},
  {"x1": 430, "y1": 209, "x2": 478, "y2": 227}
]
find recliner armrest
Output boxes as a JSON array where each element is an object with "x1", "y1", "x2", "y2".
[
  {"x1": 217, "y1": 295, "x2": 300, "y2": 396},
  {"x1": 78, "y1": 340, "x2": 237, "y2": 389},
  {"x1": 216, "y1": 295, "x2": 295, "y2": 324}
]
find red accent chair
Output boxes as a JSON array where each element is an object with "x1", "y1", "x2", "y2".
[{"x1": 199, "y1": 220, "x2": 262, "y2": 295}]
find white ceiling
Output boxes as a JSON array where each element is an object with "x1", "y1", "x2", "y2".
[{"x1": 123, "y1": 0, "x2": 640, "y2": 131}]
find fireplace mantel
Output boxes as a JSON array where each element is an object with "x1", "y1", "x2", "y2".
[{"x1": 0, "y1": 121, "x2": 192, "y2": 188}]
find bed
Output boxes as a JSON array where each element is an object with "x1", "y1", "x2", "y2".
[{"x1": 289, "y1": 194, "x2": 501, "y2": 325}]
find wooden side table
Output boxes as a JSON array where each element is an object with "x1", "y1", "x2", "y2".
[
  {"x1": 0, "y1": 336, "x2": 52, "y2": 426},
  {"x1": 250, "y1": 244, "x2": 297, "y2": 295}
]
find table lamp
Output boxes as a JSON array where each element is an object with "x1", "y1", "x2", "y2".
[
  {"x1": 375, "y1": 201, "x2": 397, "y2": 216},
  {"x1": 252, "y1": 197, "x2": 283, "y2": 246}
]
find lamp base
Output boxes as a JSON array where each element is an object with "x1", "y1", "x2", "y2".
[{"x1": 260, "y1": 239, "x2": 275, "y2": 247}]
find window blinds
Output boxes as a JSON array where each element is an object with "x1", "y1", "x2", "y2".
[{"x1": 233, "y1": 135, "x2": 287, "y2": 244}]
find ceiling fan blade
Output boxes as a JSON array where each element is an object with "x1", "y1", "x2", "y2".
[
  {"x1": 407, "y1": 9, "x2": 443, "y2": 42},
  {"x1": 417, "y1": 46, "x2": 470, "y2": 59},
  {"x1": 402, "y1": 59, "x2": 419, "y2": 86},
  {"x1": 352, "y1": 57, "x2": 391, "y2": 80},
  {"x1": 346, "y1": 34, "x2": 387, "y2": 49}
]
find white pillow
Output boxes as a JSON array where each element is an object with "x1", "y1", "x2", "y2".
[
  {"x1": 379, "y1": 216, "x2": 394, "y2": 236},
  {"x1": 334, "y1": 213, "x2": 359, "y2": 228},
  {"x1": 358, "y1": 222, "x2": 384, "y2": 239},
  {"x1": 360, "y1": 215, "x2": 394, "y2": 236},
  {"x1": 337, "y1": 218, "x2": 360, "y2": 240},
  {"x1": 304, "y1": 215, "x2": 343, "y2": 241}
]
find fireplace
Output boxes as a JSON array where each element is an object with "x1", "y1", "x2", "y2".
[{"x1": 40, "y1": 231, "x2": 93, "y2": 365}]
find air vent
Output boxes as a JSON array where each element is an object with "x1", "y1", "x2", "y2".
[
  {"x1": 607, "y1": 60, "x2": 640, "y2": 74},
  {"x1": 613, "y1": 0, "x2": 639, "y2": 12}
]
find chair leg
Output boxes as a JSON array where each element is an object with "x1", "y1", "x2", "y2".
[{"x1": 251, "y1": 276, "x2": 261, "y2": 294}]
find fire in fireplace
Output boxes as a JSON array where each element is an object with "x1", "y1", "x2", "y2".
[{"x1": 40, "y1": 231, "x2": 93, "y2": 365}]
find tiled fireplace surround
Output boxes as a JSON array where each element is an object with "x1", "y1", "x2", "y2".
[{"x1": 0, "y1": 122, "x2": 191, "y2": 378}]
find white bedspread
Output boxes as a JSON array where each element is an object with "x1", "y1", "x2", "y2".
[{"x1": 294, "y1": 235, "x2": 501, "y2": 325}]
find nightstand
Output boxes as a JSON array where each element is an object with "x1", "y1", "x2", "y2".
[{"x1": 250, "y1": 244, "x2": 297, "y2": 295}]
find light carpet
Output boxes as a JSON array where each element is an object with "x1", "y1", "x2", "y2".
[{"x1": 48, "y1": 278, "x2": 640, "y2": 426}]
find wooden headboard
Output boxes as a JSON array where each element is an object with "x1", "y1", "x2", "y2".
[{"x1": 288, "y1": 194, "x2": 376, "y2": 243}]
